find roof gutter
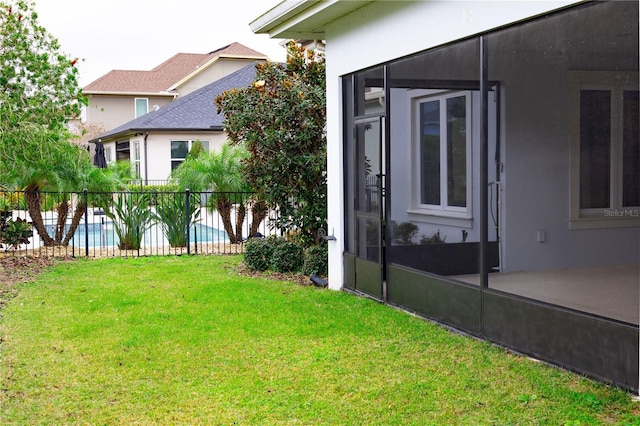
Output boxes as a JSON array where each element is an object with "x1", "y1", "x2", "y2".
[{"x1": 249, "y1": 0, "x2": 318, "y2": 35}]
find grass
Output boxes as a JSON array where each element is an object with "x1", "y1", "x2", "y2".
[{"x1": 0, "y1": 255, "x2": 638, "y2": 425}]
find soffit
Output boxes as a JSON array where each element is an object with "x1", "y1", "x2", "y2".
[{"x1": 250, "y1": 0, "x2": 375, "y2": 39}]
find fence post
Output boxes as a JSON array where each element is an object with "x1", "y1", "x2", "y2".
[
  {"x1": 84, "y1": 189, "x2": 89, "y2": 257},
  {"x1": 185, "y1": 189, "x2": 191, "y2": 255}
]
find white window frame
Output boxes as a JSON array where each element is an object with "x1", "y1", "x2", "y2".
[
  {"x1": 170, "y1": 139, "x2": 210, "y2": 170},
  {"x1": 135, "y1": 98, "x2": 148, "y2": 118},
  {"x1": 133, "y1": 140, "x2": 141, "y2": 179},
  {"x1": 104, "y1": 146, "x2": 113, "y2": 164},
  {"x1": 409, "y1": 90, "x2": 472, "y2": 223},
  {"x1": 569, "y1": 71, "x2": 640, "y2": 229}
]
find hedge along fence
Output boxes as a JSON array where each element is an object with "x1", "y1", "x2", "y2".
[
  {"x1": 244, "y1": 236, "x2": 328, "y2": 277},
  {"x1": 0, "y1": 190, "x2": 278, "y2": 258}
]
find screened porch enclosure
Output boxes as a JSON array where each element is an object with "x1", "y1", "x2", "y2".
[{"x1": 342, "y1": 1, "x2": 639, "y2": 391}]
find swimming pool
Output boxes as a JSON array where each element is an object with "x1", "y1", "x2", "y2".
[{"x1": 47, "y1": 221, "x2": 228, "y2": 248}]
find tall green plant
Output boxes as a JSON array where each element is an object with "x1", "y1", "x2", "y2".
[
  {"x1": 171, "y1": 142, "x2": 255, "y2": 244},
  {"x1": 215, "y1": 42, "x2": 326, "y2": 246},
  {"x1": 100, "y1": 193, "x2": 154, "y2": 250},
  {"x1": 0, "y1": 0, "x2": 86, "y2": 130},
  {"x1": 153, "y1": 193, "x2": 200, "y2": 248}
]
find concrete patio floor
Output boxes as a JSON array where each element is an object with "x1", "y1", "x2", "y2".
[{"x1": 456, "y1": 263, "x2": 639, "y2": 325}]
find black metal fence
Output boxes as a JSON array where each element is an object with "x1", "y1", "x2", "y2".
[{"x1": 0, "y1": 190, "x2": 278, "y2": 258}]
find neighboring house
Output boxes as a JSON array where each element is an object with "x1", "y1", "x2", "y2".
[
  {"x1": 89, "y1": 63, "x2": 259, "y2": 182},
  {"x1": 251, "y1": 1, "x2": 640, "y2": 392},
  {"x1": 81, "y1": 42, "x2": 268, "y2": 155}
]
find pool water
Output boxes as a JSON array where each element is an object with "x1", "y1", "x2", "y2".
[{"x1": 47, "y1": 222, "x2": 228, "y2": 248}]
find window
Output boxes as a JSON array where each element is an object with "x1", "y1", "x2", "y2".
[
  {"x1": 414, "y1": 91, "x2": 471, "y2": 217},
  {"x1": 170, "y1": 140, "x2": 209, "y2": 170},
  {"x1": 104, "y1": 146, "x2": 113, "y2": 164},
  {"x1": 133, "y1": 141, "x2": 141, "y2": 178},
  {"x1": 135, "y1": 98, "x2": 148, "y2": 118},
  {"x1": 571, "y1": 72, "x2": 639, "y2": 228}
]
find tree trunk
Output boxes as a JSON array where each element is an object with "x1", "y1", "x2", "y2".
[
  {"x1": 249, "y1": 200, "x2": 268, "y2": 237},
  {"x1": 235, "y1": 204, "x2": 246, "y2": 243},
  {"x1": 25, "y1": 187, "x2": 56, "y2": 246},
  {"x1": 61, "y1": 201, "x2": 85, "y2": 246},
  {"x1": 217, "y1": 197, "x2": 237, "y2": 243},
  {"x1": 55, "y1": 200, "x2": 69, "y2": 244}
]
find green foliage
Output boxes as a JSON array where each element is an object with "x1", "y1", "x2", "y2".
[
  {"x1": 100, "y1": 193, "x2": 154, "y2": 250},
  {"x1": 302, "y1": 244, "x2": 328, "y2": 276},
  {"x1": 0, "y1": 0, "x2": 86, "y2": 130},
  {"x1": 153, "y1": 193, "x2": 200, "y2": 248},
  {"x1": 391, "y1": 220, "x2": 419, "y2": 245},
  {"x1": 172, "y1": 142, "x2": 255, "y2": 244},
  {"x1": 271, "y1": 240, "x2": 304, "y2": 273},
  {"x1": 0, "y1": 212, "x2": 32, "y2": 250},
  {"x1": 186, "y1": 139, "x2": 206, "y2": 160},
  {"x1": 243, "y1": 237, "x2": 274, "y2": 271},
  {"x1": 0, "y1": 192, "x2": 26, "y2": 210},
  {"x1": 420, "y1": 229, "x2": 447, "y2": 244},
  {"x1": 0, "y1": 124, "x2": 126, "y2": 246},
  {"x1": 216, "y1": 42, "x2": 327, "y2": 246}
]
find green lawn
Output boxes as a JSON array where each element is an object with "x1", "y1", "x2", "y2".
[{"x1": 0, "y1": 256, "x2": 638, "y2": 425}]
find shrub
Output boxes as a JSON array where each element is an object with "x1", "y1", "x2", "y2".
[
  {"x1": 420, "y1": 229, "x2": 447, "y2": 244},
  {"x1": 302, "y1": 244, "x2": 328, "y2": 277},
  {"x1": 271, "y1": 241, "x2": 304, "y2": 273},
  {"x1": 391, "y1": 220, "x2": 419, "y2": 245},
  {"x1": 244, "y1": 237, "x2": 273, "y2": 271},
  {"x1": 0, "y1": 213, "x2": 33, "y2": 250}
]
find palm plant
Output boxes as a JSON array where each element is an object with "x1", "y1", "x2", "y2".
[
  {"x1": 0, "y1": 124, "x2": 128, "y2": 246},
  {"x1": 153, "y1": 192, "x2": 200, "y2": 248},
  {"x1": 171, "y1": 142, "x2": 256, "y2": 244},
  {"x1": 100, "y1": 192, "x2": 154, "y2": 250}
]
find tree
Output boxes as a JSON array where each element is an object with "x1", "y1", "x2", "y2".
[
  {"x1": 171, "y1": 142, "x2": 264, "y2": 244},
  {"x1": 215, "y1": 42, "x2": 326, "y2": 246},
  {"x1": 0, "y1": 123, "x2": 125, "y2": 246},
  {"x1": 0, "y1": 0, "x2": 86, "y2": 130},
  {"x1": 0, "y1": 1, "x2": 102, "y2": 246}
]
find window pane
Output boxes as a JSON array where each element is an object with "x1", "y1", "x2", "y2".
[
  {"x1": 199, "y1": 140, "x2": 210, "y2": 153},
  {"x1": 135, "y1": 98, "x2": 148, "y2": 118},
  {"x1": 447, "y1": 96, "x2": 467, "y2": 207},
  {"x1": 420, "y1": 100, "x2": 440, "y2": 205},
  {"x1": 171, "y1": 141, "x2": 189, "y2": 160},
  {"x1": 580, "y1": 90, "x2": 611, "y2": 209},
  {"x1": 171, "y1": 160, "x2": 183, "y2": 170},
  {"x1": 623, "y1": 90, "x2": 639, "y2": 207}
]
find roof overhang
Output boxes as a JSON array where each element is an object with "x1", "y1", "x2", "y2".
[
  {"x1": 82, "y1": 91, "x2": 177, "y2": 97},
  {"x1": 89, "y1": 127, "x2": 225, "y2": 144},
  {"x1": 250, "y1": 0, "x2": 374, "y2": 39}
]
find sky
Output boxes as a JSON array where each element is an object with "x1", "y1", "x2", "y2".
[{"x1": 34, "y1": 0, "x2": 287, "y2": 87}]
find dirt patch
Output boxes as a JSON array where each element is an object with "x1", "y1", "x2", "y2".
[{"x1": 0, "y1": 256, "x2": 65, "y2": 315}]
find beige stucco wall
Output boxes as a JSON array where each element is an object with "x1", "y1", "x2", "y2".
[
  {"x1": 175, "y1": 58, "x2": 265, "y2": 97},
  {"x1": 85, "y1": 95, "x2": 174, "y2": 133},
  {"x1": 142, "y1": 132, "x2": 229, "y2": 181}
]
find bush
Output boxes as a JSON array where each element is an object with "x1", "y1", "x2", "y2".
[
  {"x1": 303, "y1": 245, "x2": 328, "y2": 277},
  {"x1": 0, "y1": 213, "x2": 33, "y2": 250},
  {"x1": 271, "y1": 241, "x2": 304, "y2": 273},
  {"x1": 244, "y1": 237, "x2": 273, "y2": 271}
]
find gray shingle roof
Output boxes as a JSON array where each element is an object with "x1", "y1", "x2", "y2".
[{"x1": 91, "y1": 63, "x2": 258, "y2": 142}]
